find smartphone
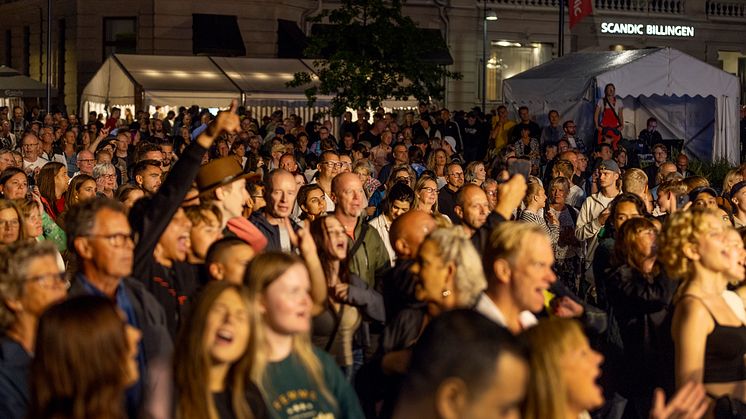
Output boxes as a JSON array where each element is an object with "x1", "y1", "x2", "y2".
[{"x1": 508, "y1": 158, "x2": 532, "y2": 181}]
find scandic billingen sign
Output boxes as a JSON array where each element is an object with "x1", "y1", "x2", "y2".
[{"x1": 600, "y1": 22, "x2": 695, "y2": 37}]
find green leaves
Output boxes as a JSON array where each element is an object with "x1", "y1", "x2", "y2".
[{"x1": 288, "y1": 0, "x2": 461, "y2": 116}]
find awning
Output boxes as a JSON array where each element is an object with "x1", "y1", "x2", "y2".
[
  {"x1": 192, "y1": 14, "x2": 246, "y2": 56},
  {"x1": 0, "y1": 66, "x2": 54, "y2": 98}
]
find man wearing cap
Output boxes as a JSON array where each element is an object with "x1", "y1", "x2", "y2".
[
  {"x1": 690, "y1": 186, "x2": 719, "y2": 210},
  {"x1": 129, "y1": 101, "x2": 242, "y2": 337},
  {"x1": 196, "y1": 157, "x2": 267, "y2": 253},
  {"x1": 575, "y1": 159, "x2": 621, "y2": 278},
  {"x1": 731, "y1": 181, "x2": 746, "y2": 228}
]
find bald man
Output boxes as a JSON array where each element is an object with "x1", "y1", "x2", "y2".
[
  {"x1": 386, "y1": 210, "x2": 437, "y2": 320},
  {"x1": 455, "y1": 175, "x2": 527, "y2": 253},
  {"x1": 332, "y1": 172, "x2": 391, "y2": 288}
]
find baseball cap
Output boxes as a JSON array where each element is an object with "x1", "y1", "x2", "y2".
[{"x1": 598, "y1": 160, "x2": 621, "y2": 174}]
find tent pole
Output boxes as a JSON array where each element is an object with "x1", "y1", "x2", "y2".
[
  {"x1": 46, "y1": 0, "x2": 51, "y2": 114},
  {"x1": 558, "y1": 0, "x2": 564, "y2": 57}
]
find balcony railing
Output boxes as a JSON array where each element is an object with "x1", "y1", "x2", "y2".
[
  {"x1": 706, "y1": 0, "x2": 746, "y2": 19},
  {"x1": 488, "y1": 0, "x2": 684, "y2": 14}
]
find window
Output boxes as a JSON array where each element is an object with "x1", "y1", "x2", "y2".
[
  {"x1": 486, "y1": 42, "x2": 552, "y2": 102},
  {"x1": 103, "y1": 18, "x2": 136, "y2": 60}
]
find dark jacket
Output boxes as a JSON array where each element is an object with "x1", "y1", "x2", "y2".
[
  {"x1": 68, "y1": 276, "x2": 173, "y2": 368},
  {"x1": 606, "y1": 265, "x2": 676, "y2": 399},
  {"x1": 131, "y1": 141, "x2": 208, "y2": 337},
  {"x1": 249, "y1": 210, "x2": 302, "y2": 252},
  {"x1": 0, "y1": 336, "x2": 31, "y2": 419}
]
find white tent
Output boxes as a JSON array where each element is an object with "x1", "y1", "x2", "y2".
[
  {"x1": 503, "y1": 48, "x2": 741, "y2": 164},
  {"x1": 80, "y1": 54, "x2": 335, "y2": 118}
]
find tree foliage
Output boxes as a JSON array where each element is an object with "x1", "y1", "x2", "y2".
[{"x1": 287, "y1": 0, "x2": 461, "y2": 116}]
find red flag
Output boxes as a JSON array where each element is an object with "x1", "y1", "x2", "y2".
[{"x1": 569, "y1": 0, "x2": 592, "y2": 29}]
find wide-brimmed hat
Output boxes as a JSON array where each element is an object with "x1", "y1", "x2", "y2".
[{"x1": 196, "y1": 156, "x2": 260, "y2": 196}]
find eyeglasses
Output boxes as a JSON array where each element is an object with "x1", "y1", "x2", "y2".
[
  {"x1": 98, "y1": 173, "x2": 116, "y2": 179},
  {"x1": 419, "y1": 187, "x2": 437, "y2": 194},
  {"x1": 322, "y1": 161, "x2": 343, "y2": 168},
  {"x1": 28, "y1": 272, "x2": 70, "y2": 290},
  {"x1": 78, "y1": 159, "x2": 95, "y2": 164},
  {"x1": 0, "y1": 219, "x2": 19, "y2": 229},
  {"x1": 86, "y1": 233, "x2": 133, "y2": 247}
]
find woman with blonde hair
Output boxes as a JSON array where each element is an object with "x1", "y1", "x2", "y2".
[
  {"x1": 658, "y1": 208, "x2": 746, "y2": 415},
  {"x1": 464, "y1": 161, "x2": 487, "y2": 187},
  {"x1": 174, "y1": 281, "x2": 267, "y2": 419},
  {"x1": 520, "y1": 176, "x2": 558, "y2": 246},
  {"x1": 425, "y1": 148, "x2": 449, "y2": 189},
  {"x1": 524, "y1": 317, "x2": 707, "y2": 419},
  {"x1": 243, "y1": 252, "x2": 363, "y2": 418},
  {"x1": 412, "y1": 175, "x2": 450, "y2": 225},
  {"x1": 722, "y1": 169, "x2": 743, "y2": 200}
]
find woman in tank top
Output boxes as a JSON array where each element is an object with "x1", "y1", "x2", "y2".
[{"x1": 658, "y1": 208, "x2": 746, "y2": 412}]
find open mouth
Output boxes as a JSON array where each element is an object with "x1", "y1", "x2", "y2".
[{"x1": 215, "y1": 329, "x2": 234, "y2": 345}]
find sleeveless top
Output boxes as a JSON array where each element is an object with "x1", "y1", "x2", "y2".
[{"x1": 683, "y1": 295, "x2": 746, "y2": 383}]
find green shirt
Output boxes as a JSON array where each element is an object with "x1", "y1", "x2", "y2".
[{"x1": 263, "y1": 347, "x2": 364, "y2": 419}]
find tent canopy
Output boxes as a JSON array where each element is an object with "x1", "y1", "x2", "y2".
[
  {"x1": 0, "y1": 66, "x2": 53, "y2": 98},
  {"x1": 503, "y1": 48, "x2": 741, "y2": 164},
  {"x1": 80, "y1": 54, "x2": 335, "y2": 113}
]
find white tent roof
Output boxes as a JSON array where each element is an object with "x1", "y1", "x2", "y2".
[
  {"x1": 0, "y1": 65, "x2": 53, "y2": 98},
  {"x1": 81, "y1": 54, "x2": 333, "y2": 110},
  {"x1": 503, "y1": 48, "x2": 741, "y2": 164}
]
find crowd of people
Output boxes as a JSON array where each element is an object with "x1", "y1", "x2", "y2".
[{"x1": 0, "y1": 90, "x2": 743, "y2": 419}]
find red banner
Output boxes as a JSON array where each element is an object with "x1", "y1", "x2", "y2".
[{"x1": 569, "y1": 0, "x2": 592, "y2": 29}]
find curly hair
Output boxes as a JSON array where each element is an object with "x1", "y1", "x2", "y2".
[
  {"x1": 425, "y1": 227, "x2": 487, "y2": 307},
  {"x1": 658, "y1": 208, "x2": 719, "y2": 280}
]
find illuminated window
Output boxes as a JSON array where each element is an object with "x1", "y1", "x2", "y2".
[{"x1": 486, "y1": 42, "x2": 551, "y2": 102}]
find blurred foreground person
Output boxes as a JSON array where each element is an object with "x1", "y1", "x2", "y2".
[
  {"x1": 0, "y1": 240, "x2": 67, "y2": 419},
  {"x1": 244, "y1": 252, "x2": 363, "y2": 418},
  {"x1": 523, "y1": 318, "x2": 707, "y2": 419},
  {"x1": 174, "y1": 281, "x2": 267, "y2": 419},
  {"x1": 393, "y1": 310, "x2": 528, "y2": 419},
  {"x1": 28, "y1": 295, "x2": 141, "y2": 419}
]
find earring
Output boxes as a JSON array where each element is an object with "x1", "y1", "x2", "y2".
[{"x1": 441, "y1": 289, "x2": 452, "y2": 297}]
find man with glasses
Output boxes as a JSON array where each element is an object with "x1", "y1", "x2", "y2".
[
  {"x1": 66, "y1": 198, "x2": 170, "y2": 416},
  {"x1": 74, "y1": 150, "x2": 95, "y2": 177},
  {"x1": 313, "y1": 151, "x2": 340, "y2": 212},
  {"x1": 438, "y1": 162, "x2": 464, "y2": 220},
  {"x1": 561, "y1": 119, "x2": 586, "y2": 154},
  {"x1": 20, "y1": 133, "x2": 47, "y2": 174},
  {"x1": 0, "y1": 240, "x2": 68, "y2": 419}
]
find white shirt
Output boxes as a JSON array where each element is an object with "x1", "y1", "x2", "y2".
[
  {"x1": 369, "y1": 214, "x2": 395, "y2": 266},
  {"x1": 23, "y1": 156, "x2": 48, "y2": 172},
  {"x1": 474, "y1": 293, "x2": 538, "y2": 330}
]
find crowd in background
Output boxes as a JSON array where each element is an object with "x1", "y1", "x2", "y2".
[{"x1": 0, "y1": 89, "x2": 744, "y2": 419}]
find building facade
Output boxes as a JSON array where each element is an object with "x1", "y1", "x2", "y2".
[{"x1": 0, "y1": 0, "x2": 744, "y2": 114}]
